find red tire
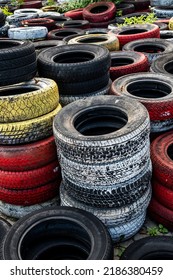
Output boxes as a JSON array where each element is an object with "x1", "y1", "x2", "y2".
[
  {"x1": 111, "y1": 24, "x2": 160, "y2": 47},
  {"x1": 21, "y1": 18, "x2": 55, "y2": 31},
  {"x1": 110, "y1": 51, "x2": 149, "y2": 80},
  {"x1": 83, "y1": 2, "x2": 116, "y2": 23},
  {"x1": 152, "y1": 179, "x2": 173, "y2": 210},
  {"x1": 64, "y1": 9, "x2": 84, "y2": 20},
  {"x1": 151, "y1": 131, "x2": 173, "y2": 189},
  {"x1": 0, "y1": 161, "x2": 61, "y2": 190},
  {"x1": 0, "y1": 136, "x2": 57, "y2": 171},
  {"x1": 148, "y1": 197, "x2": 173, "y2": 231},
  {"x1": 0, "y1": 180, "x2": 60, "y2": 206},
  {"x1": 21, "y1": 1, "x2": 42, "y2": 8}
]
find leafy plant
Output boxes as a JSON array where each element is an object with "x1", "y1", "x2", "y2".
[
  {"x1": 158, "y1": 224, "x2": 169, "y2": 234},
  {"x1": 11, "y1": 0, "x2": 24, "y2": 6},
  {"x1": 0, "y1": 5, "x2": 13, "y2": 15},
  {"x1": 116, "y1": 9, "x2": 123, "y2": 17},
  {"x1": 46, "y1": 0, "x2": 57, "y2": 6},
  {"x1": 147, "y1": 224, "x2": 169, "y2": 236},
  {"x1": 117, "y1": 12, "x2": 157, "y2": 27}
]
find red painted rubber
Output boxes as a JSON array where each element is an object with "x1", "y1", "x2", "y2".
[
  {"x1": 21, "y1": 18, "x2": 55, "y2": 30},
  {"x1": 21, "y1": 1, "x2": 42, "y2": 8},
  {"x1": 83, "y1": 1, "x2": 116, "y2": 23},
  {"x1": 113, "y1": 24, "x2": 160, "y2": 47},
  {"x1": 151, "y1": 131, "x2": 173, "y2": 189},
  {"x1": 0, "y1": 180, "x2": 60, "y2": 206},
  {"x1": 0, "y1": 161, "x2": 61, "y2": 190},
  {"x1": 148, "y1": 197, "x2": 173, "y2": 231},
  {"x1": 64, "y1": 8, "x2": 84, "y2": 20},
  {"x1": 152, "y1": 179, "x2": 173, "y2": 210},
  {"x1": 110, "y1": 51, "x2": 149, "y2": 80},
  {"x1": 0, "y1": 136, "x2": 57, "y2": 171}
]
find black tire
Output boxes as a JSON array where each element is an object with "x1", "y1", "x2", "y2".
[
  {"x1": 0, "y1": 218, "x2": 11, "y2": 260},
  {"x1": 160, "y1": 30, "x2": 173, "y2": 40},
  {"x1": 62, "y1": 20, "x2": 90, "y2": 29},
  {"x1": 37, "y1": 44, "x2": 111, "y2": 83},
  {"x1": 150, "y1": 53, "x2": 173, "y2": 76},
  {"x1": 53, "y1": 95, "x2": 150, "y2": 163},
  {"x1": 47, "y1": 28, "x2": 85, "y2": 40},
  {"x1": 63, "y1": 33, "x2": 85, "y2": 44},
  {"x1": 34, "y1": 40, "x2": 65, "y2": 56},
  {"x1": 120, "y1": 236, "x2": 173, "y2": 260},
  {"x1": 123, "y1": 38, "x2": 173, "y2": 64},
  {"x1": 0, "y1": 51, "x2": 36, "y2": 70},
  {"x1": 3, "y1": 206, "x2": 113, "y2": 260},
  {"x1": 116, "y1": 3, "x2": 135, "y2": 15}
]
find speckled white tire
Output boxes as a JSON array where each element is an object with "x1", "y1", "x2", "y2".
[
  {"x1": 6, "y1": 14, "x2": 39, "y2": 27},
  {"x1": 0, "y1": 197, "x2": 60, "y2": 219},
  {"x1": 59, "y1": 80, "x2": 111, "y2": 107},
  {"x1": 60, "y1": 182, "x2": 152, "y2": 227},
  {"x1": 0, "y1": 22, "x2": 9, "y2": 37},
  {"x1": 53, "y1": 96, "x2": 150, "y2": 164},
  {"x1": 152, "y1": 7, "x2": 173, "y2": 18},
  {"x1": 150, "y1": 0, "x2": 173, "y2": 6},
  {"x1": 108, "y1": 212, "x2": 146, "y2": 243},
  {"x1": 8, "y1": 26, "x2": 48, "y2": 40}
]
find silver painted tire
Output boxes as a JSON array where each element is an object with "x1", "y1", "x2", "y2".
[{"x1": 8, "y1": 26, "x2": 48, "y2": 40}]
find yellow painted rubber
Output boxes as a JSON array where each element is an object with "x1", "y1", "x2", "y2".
[
  {"x1": 169, "y1": 18, "x2": 173, "y2": 30},
  {"x1": 0, "y1": 103, "x2": 62, "y2": 145},
  {"x1": 68, "y1": 33, "x2": 120, "y2": 51},
  {"x1": 42, "y1": 6, "x2": 58, "y2": 12},
  {"x1": 0, "y1": 78, "x2": 59, "y2": 123}
]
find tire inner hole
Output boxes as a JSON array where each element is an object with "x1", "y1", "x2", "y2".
[
  {"x1": 65, "y1": 23, "x2": 83, "y2": 26},
  {"x1": 90, "y1": 6, "x2": 108, "y2": 14},
  {"x1": 0, "y1": 41, "x2": 22, "y2": 48},
  {"x1": 55, "y1": 31, "x2": 79, "y2": 37},
  {"x1": 35, "y1": 44, "x2": 58, "y2": 50},
  {"x1": 111, "y1": 57, "x2": 134, "y2": 67},
  {"x1": 127, "y1": 80, "x2": 171, "y2": 98},
  {"x1": 53, "y1": 51, "x2": 95, "y2": 63},
  {"x1": 167, "y1": 144, "x2": 173, "y2": 161},
  {"x1": 0, "y1": 86, "x2": 40, "y2": 96},
  {"x1": 133, "y1": 45, "x2": 165, "y2": 53},
  {"x1": 18, "y1": 219, "x2": 91, "y2": 260},
  {"x1": 119, "y1": 29, "x2": 147, "y2": 35},
  {"x1": 78, "y1": 37, "x2": 108, "y2": 43},
  {"x1": 164, "y1": 60, "x2": 173, "y2": 74},
  {"x1": 74, "y1": 107, "x2": 128, "y2": 136},
  {"x1": 160, "y1": 33, "x2": 173, "y2": 39}
]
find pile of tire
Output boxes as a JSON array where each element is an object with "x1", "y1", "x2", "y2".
[
  {"x1": 53, "y1": 95, "x2": 152, "y2": 243},
  {"x1": 2, "y1": 206, "x2": 114, "y2": 260},
  {"x1": 37, "y1": 44, "x2": 111, "y2": 106},
  {"x1": 110, "y1": 72, "x2": 173, "y2": 137},
  {"x1": 148, "y1": 131, "x2": 173, "y2": 231},
  {"x1": 150, "y1": 0, "x2": 173, "y2": 19},
  {"x1": 0, "y1": 39, "x2": 62, "y2": 219}
]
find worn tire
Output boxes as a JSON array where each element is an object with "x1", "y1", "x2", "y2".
[
  {"x1": 150, "y1": 53, "x2": 173, "y2": 76},
  {"x1": 152, "y1": 179, "x2": 173, "y2": 210},
  {"x1": 47, "y1": 28, "x2": 85, "y2": 40},
  {"x1": 3, "y1": 206, "x2": 113, "y2": 260},
  {"x1": 0, "y1": 218, "x2": 11, "y2": 260}
]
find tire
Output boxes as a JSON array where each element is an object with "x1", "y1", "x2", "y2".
[
  {"x1": 121, "y1": 236, "x2": 173, "y2": 259},
  {"x1": 123, "y1": 0, "x2": 150, "y2": 10},
  {"x1": 3, "y1": 206, "x2": 113, "y2": 260},
  {"x1": 150, "y1": 0, "x2": 173, "y2": 6},
  {"x1": 6, "y1": 13, "x2": 39, "y2": 27},
  {"x1": 14, "y1": 8, "x2": 43, "y2": 16},
  {"x1": 152, "y1": 179, "x2": 173, "y2": 210},
  {"x1": 47, "y1": 28, "x2": 85, "y2": 40},
  {"x1": 0, "y1": 218, "x2": 11, "y2": 260},
  {"x1": 90, "y1": 18, "x2": 117, "y2": 28},
  {"x1": 0, "y1": 160, "x2": 60, "y2": 190},
  {"x1": 110, "y1": 51, "x2": 149, "y2": 80},
  {"x1": 0, "y1": 22, "x2": 9, "y2": 37},
  {"x1": 150, "y1": 53, "x2": 173, "y2": 76},
  {"x1": 8, "y1": 26, "x2": 48, "y2": 40},
  {"x1": 21, "y1": 0, "x2": 42, "y2": 9},
  {"x1": 85, "y1": 28, "x2": 109, "y2": 34},
  {"x1": 83, "y1": 1, "x2": 116, "y2": 23},
  {"x1": 0, "y1": 136, "x2": 57, "y2": 171},
  {"x1": 62, "y1": 20, "x2": 90, "y2": 29},
  {"x1": 0, "y1": 78, "x2": 59, "y2": 122},
  {"x1": 153, "y1": 7, "x2": 173, "y2": 18},
  {"x1": 122, "y1": 38, "x2": 173, "y2": 64},
  {"x1": 0, "y1": 103, "x2": 61, "y2": 145},
  {"x1": 60, "y1": 182, "x2": 152, "y2": 226},
  {"x1": 34, "y1": 40, "x2": 65, "y2": 56},
  {"x1": 62, "y1": 161, "x2": 152, "y2": 208},
  {"x1": 109, "y1": 24, "x2": 160, "y2": 47},
  {"x1": 21, "y1": 18, "x2": 55, "y2": 31},
  {"x1": 37, "y1": 44, "x2": 111, "y2": 83},
  {"x1": 68, "y1": 33, "x2": 120, "y2": 51},
  {"x1": 110, "y1": 73, "x2": 173, "y2": 123},
  {"x1": 53, "y1": 96, "x2": 150, "y2": 164},
  {"x1": 154, "y1": 22, "x2": 168, "y2": 30},
  {"x1": 64, "y1": 8, "x2": 84, "y2": 20},
  {"x1": 151, "y1": 131, "x2": 173, "y2": 189},
  {"x1": 59, "y1": 79, "x2": 111, "y2": 106},
  {"x1": 0, "y1": 196, "x2": 60, "y2": 219},
  {"x1": 148, "y1": 197, "x2": 173, "y2": 231},
  {"x1": 116, "y1": 3, "x2": 135, "y2": 15},
  {"x1": 160, "y1": 30, "x2": 173, "y2": 41}
]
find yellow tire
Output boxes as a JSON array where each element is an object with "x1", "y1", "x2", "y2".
[
  {"x1": 68, "y1": 33, "x2": 120, "y2": 51},
  {"x1": 169, "y1": 18, "x2": 173, "y2": 30},
  {"x1": 42, "y1": 6, "x2": 58, "y2": 12},
  {"x1": 0, "y1": 103, "x2": 62, "y2": 145},
  {"x1": 0, "y1": 78, "x2": 59, "y2": 123}
]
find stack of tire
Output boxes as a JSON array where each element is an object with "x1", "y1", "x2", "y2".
[
  {"x1": 37, "y1": 44, "x2": 111, "y2": 106},
  {"x1": 0, "y1": 39, "x2": 62, "y2": 219},
  {"x1": 110, "y1": 72, "x2": 173, "y2": 137},
  {"x1": 149, "y1": 131, "x2": 173, "y2": 231},
  {"x1": 53, "y1": 95, "x2": 152, "y2": 243},
  {"x1": 82, "y1": 1, "x2": 117, "y2": 28},
  {"x1": 150, "y1": 0, "x2": 173, "y2": 19}
]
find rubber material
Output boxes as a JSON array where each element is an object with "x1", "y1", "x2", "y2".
[
  {"x1": 3, "y1": 206, "x2": 113, "y2": 260},
  {"x1": 152, "y1": 179, "x2": 173, "y2": 210},
  {"x1": 150, "y1": 53, "x2": 173, "y2": 76},
  {"x1": 0, "y1": 78, "x2": 59, "y2": 122},
  {"x1": 8, "y1": 26, "x2": 48, "y2": 40},
  {"x1": 21, "y1": 18, "x2": 55, "y2": 30},
  {"x1": 64, "y1": 8, "x2": 83, "y2": 20},
  {"x1": 62, "y1": 20, "x2": 90, "y2": 29},
  {"x1": 47, "y1": 28, "x2": 85, "y2": 40},
  {"x1": 0, "y1": 218, "x2": 11, "y2": 260}
]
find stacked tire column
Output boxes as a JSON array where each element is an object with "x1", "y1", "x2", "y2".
[{"x1": 53, "y1": 95, "x2": 152, "y2": 243}]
